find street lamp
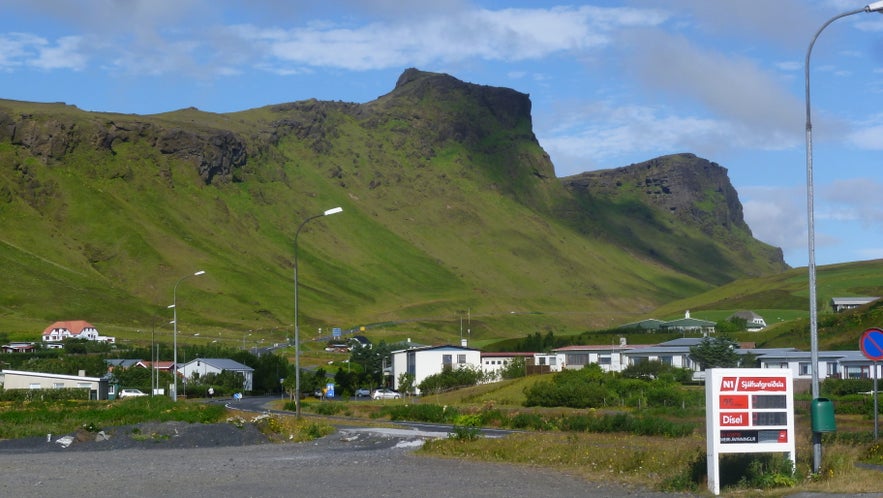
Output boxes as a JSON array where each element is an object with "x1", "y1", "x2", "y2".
[
  {"x1": 170, "y1": 270, "x2": 206, "y2": 401},
  {"x1": 294, "y1": 206, "x2": 343, "y2": 417},
  {"x1": 804, "y1": 1, "x2": 883, "y2": 473}
]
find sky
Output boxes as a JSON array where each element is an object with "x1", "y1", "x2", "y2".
[{"x1": 1, "y1": 0, "x2": 882, "y2": 269}]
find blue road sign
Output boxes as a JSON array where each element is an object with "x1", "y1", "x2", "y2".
[{"x1": 860, "y1": 328, "x2": 883, "y2": 361}]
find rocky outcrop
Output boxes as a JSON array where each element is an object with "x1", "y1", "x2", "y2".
[
  {"x1": 156, "y1": 128, "x2": 247, "y2": 184},
  {"x1": 0, "y1": 107, "x2": 248, "y2": 185},
  {"x1": 565, "y1": 153, "x2": 749, "y2": 235}
]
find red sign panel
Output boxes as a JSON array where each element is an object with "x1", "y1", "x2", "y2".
[
  {"x1": 719, "y1": 376, "x2": 787, "y2": 392},
  {"x1": 720, "y1": 412, "x2": 749, "y2": 426},
  {"x1": 720, "y1": 395, "x2": 749, "y2": 409}
]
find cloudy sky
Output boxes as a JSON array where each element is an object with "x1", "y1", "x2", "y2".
[{"x1": 2, "y1": 0, "x2": 882, "y2": 268}]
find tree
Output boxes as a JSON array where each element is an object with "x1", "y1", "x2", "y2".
[
  {"x1": 689, "y1": 336, "x2": 740, "y2": 369},
  {"x1": 397, "y1": 372, "x2": 415, "y2": 397},
  {"x1": 499, "y1": 357, "x2": 526, "y2": 379}
]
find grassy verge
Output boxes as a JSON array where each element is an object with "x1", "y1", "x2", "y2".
[
  {"x1": 0, "y1": 397, "x2": 226, "y2": 439},
  {"x1": 0, "y1": 396, "x2": 336, "y2": 444}
]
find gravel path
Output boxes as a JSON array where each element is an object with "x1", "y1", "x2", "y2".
[{"x1": 0, "y1": 419, "x2": 689, "y2": 498}]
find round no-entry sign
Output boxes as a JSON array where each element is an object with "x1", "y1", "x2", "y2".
[{"x1": 860, "y1": 328, "x2": 883, "y2": 361}]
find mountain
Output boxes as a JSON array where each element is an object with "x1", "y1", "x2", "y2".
[
  {"x1": 561, "y1": 153, "x2": 788, "y2": 285},
  {"x1": 0, "y1": 68, "x2": 787, "y2": 344}
]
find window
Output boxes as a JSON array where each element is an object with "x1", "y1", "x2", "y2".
[
  {"x1": 799, "y1": 362, "x2": 811, "y2": 376},
  {"x1": 457, "y1": 354, "x2": 466, "y2": 364},
  {"x1": 549, "y1": 357, "x2": 557, "y2": 366},
  {"x1": 53, "y1": 383, "x2": 64, "y2": 389},
  {"x1": 442, "y1": 354, "x2": 452, "y2": 365},
  {"x1": 599, "y1": 355, "x2": 611, "y2": 365},
  {"x1": 567, "y1": 353, "x2": 588, "y2": 366},
  {"x1": 29, "y1": 383, "x2": 41, "y2": 389}
]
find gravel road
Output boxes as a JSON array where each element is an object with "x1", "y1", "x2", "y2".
[{"x1": 0, "y1": 417, "x2": 688, "y2": 498}]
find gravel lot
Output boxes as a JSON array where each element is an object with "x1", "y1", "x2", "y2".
[{"x1": 0, "y1": 417, "x2": 691, "y2": 498}]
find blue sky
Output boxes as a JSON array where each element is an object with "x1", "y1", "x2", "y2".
[{"x1": 1, "y1": 0, "x2": 882, "y2": 268}]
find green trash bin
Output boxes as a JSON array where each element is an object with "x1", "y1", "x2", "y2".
[{"x1": 811, "y1": 398, "x2": 836, "y2": 433}]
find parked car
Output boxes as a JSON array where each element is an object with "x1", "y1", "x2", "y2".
[
  {"x1": 371, "y1": 388, "x2": 401, "y2": 400},
  {"x1": 118, "y1": 388, "x2": 147, "y2": 398},
  {"x1": 355, "y1": 388, "x2": 372, "y2": 398}
]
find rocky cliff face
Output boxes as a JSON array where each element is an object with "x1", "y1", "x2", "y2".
[
  {"x1": 565, "y1": 153, "x2": 750, "y2": 236},
  {"x1": 0, "y1": 107, "x2": 247, "y2": 185},
  {"x1": 562, "y1": 153, "x2": 788, "y2": 277}
]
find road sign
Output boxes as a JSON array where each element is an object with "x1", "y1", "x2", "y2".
[{"x1": 860, "y1": 328, "x2": 883, "y2": 361}]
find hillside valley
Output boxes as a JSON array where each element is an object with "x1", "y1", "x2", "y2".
[{"x1": 0, "y1": 68, "x2": 807, "y2": 348}]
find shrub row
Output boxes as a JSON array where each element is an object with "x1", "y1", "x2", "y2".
[{"x1": 370, "y1": 402, "x2": 695, "y2": 437}]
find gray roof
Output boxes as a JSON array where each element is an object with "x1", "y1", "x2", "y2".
[{"x1": 183, "y1": 358, "x2": 253, "y2": 372}]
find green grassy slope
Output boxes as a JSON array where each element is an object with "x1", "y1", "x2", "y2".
[{"x1": 0, "y1": 71, "x2": 791, "y2": 347}]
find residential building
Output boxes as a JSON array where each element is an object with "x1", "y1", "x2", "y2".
[
  {"x1": 1, "y1": 342, "x2": 36, "y2": 353},
  {"x1": 728, "y1": 310, "x2": 768, "y2": 331},
  {"x1": 1, "y1": 369, "x2": 113, "y2": 400},
  {"x1": 177, "y1": 358, "x2": 254, "y2": 392},
  {"x1": 391, "y1": 344, "x2": 481, "y2": 394},
  {"x1": 830, "y1": 297, "x2": 879, "y2": 313},
  {"x1": 480, "y1": 352, "x2": 535, "y2": 379},
  {"x1": 660, "y1": 310, "x2": 716, "y2": 336},
  {"x1": 553, "y1": 342, "x2": 639, "y2": 373},
  {"x1": 42, "y1": 320, "x2": 116, "y2": 344},
  {"x1": 533, "y1": 352, "x2": 565, "y2": 373}
]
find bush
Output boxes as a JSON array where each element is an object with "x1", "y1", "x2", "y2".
[
  {"x1": 377, "y1": 403, "x2": 457, "y2": 423},
  {"x1": 557, "y1": 412, "x2": 695, "y2": 437},
  {"x1": 509, "y1": 412, "x2": 553, "y2": 430},
  {"x1": 417, "y1": 367, "x2": 484, "y2": 395},
  {"x1": 0, "y1": 388, "x2": 89, "y2": 402}
]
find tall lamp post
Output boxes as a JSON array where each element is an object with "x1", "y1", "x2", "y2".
[
  {"x1": 294, "y1": 206, "x2": 343, "y2": 417},
  {"x1": 805, "y1": 1, "x2": 883, "y2": 473},
  {"x1": 170, "y1": 270, "x2": 206, "y2": 401}
]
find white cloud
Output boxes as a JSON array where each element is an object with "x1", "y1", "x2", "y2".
[
  {"x1": 30, "y1": 36, "x2": 86, "y2": 70},
  {"x1": 822, "y1": 178, "x2": 883, "y2": 227},
  {"x1": 741, "y1": 185, "x2": 806, "y2": 255},
  {"x1": 620, "y1": 29, "x2": 803, "y2": 137}
]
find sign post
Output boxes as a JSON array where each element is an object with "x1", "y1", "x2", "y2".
[
  {"x1": 859, "y1": 328, "x2": 883, "y2": 440},
  {"x1": 706, "y1": 368, "x2": 795, "y2": 496}
]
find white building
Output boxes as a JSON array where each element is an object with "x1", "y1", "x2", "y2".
[
  {"x1": 42, "y1": 320, "x2": 115, "y2": 344},
  {"x1": 177, "y1": 358, "x2": 254, "y2": 392},
  {"x1": 1, "y1": 369, "x2": 112, "y2": 400},
  {"x1": 480, "y1": 352, "x2": 535, "y2": 379},
  {"x1": 391, "y1": 344, "x2": 481, "y2": 394}
]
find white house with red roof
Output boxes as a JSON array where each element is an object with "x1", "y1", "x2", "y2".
[{"x1": 42, "y1": 320, "x2": 115, "y2": 344}]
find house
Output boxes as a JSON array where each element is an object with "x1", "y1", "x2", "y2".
[
  {"x1": 105, "y1": 359, "x2": 146, "y2": 370},
  {"x1": 831, "y1": 297, "x2": 879, "y2": 313},
  {"x1": 177, "y1": 358, "x2": 254, "y2": 392},
  {"x1": 1, "y1": 369, "x2": 113, "y2": 400},
  {"x1": 391, "y1": 344, "x2": 481, "y2": 394},
  {"x1": 480, "y1": 352, "x2": 535, "y2": 379},
  {"x1": 755, "y1": 349, "x2": 878, "y2": 382},
  {"x1": 619, "y1": 338, "x2": 702, "y2": 371},
  {"x1": 728, "y1": 310, "x2": 768, "y2": 331},
  {"x1": 533, "y1": 352, "x2": 565, "y2": 373},
  {"x1": 660, "y1": 310, "x2": 716, "y2": 336},
  {"x1": 1, "y1": 342, "x2": 37, "y2": 353},
  {"x1": 553, "y1": 341, "x2": 640, "y2": 373},
  {"x1": 618, "y1": 319, "x2": 666, "y2": 331},
  {"x1": 42, "y1": 320, "x2": 116, "y2": 344}
]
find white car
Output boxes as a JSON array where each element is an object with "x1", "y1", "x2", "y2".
[
  {"x1": 371, "y1": 388, "x2": 401, "y2": 400},
  {"x1": 118, "y1": 388, "x2": 147, "y2": 398}
]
